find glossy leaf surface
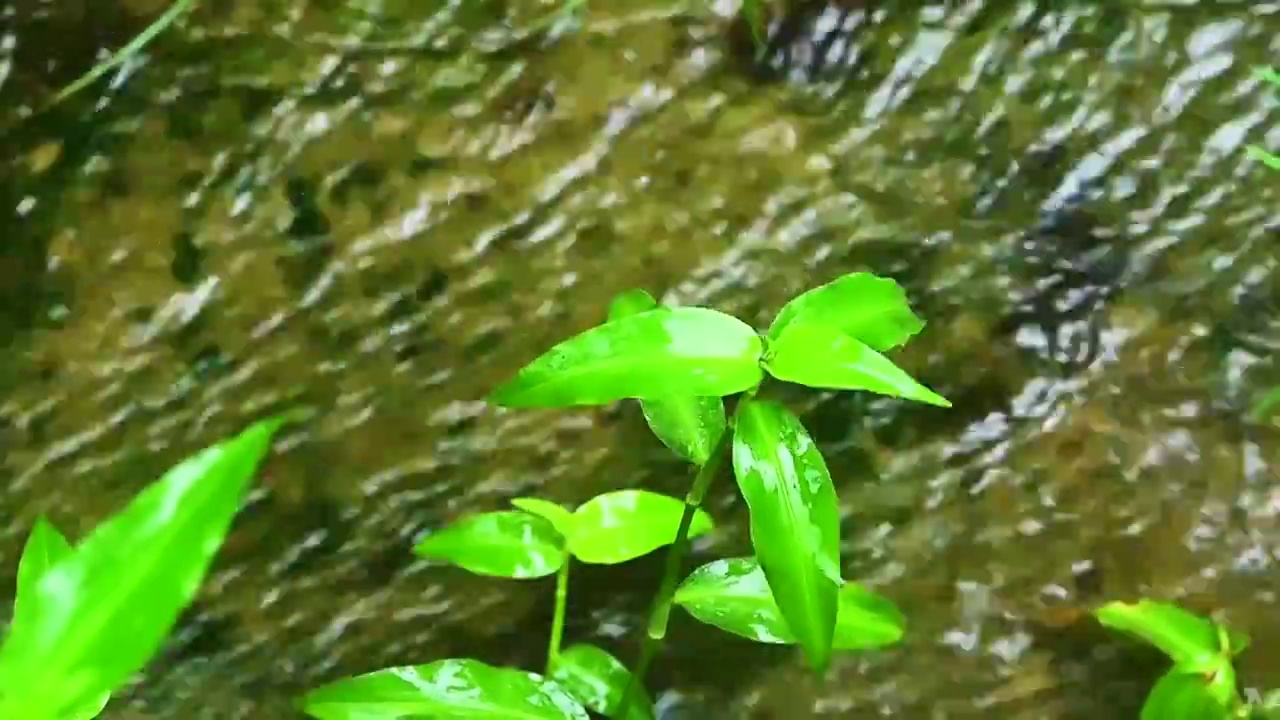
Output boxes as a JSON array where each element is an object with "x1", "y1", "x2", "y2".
[
  {"x1": 765, "y1": 323, "x2": 950, "y2": 407},
  {"x1": 489, "y1": 307, "x2": 764, "y2": 407},
  {"x1": 12, "y1": 517, "x2": 74, "y2": 625},
  {"x1": 673, "y1": 557, "x2": 904, "y2": 649},
  {"x1": 0, "y1": 418, "x2": 283, "y2": 719},
  {"x1": 300, "y1": 658, "x2": 589, "y2": 720},
  {"x1": 1139, "y1": 668, "x2": 1234, "y2": 720},
  {"x1": 549, "y1": 644, "x2": 655, "y2": 720},
  {"x1": 638, "y1": 398, "x2": 727, "y2": 467},
  {"x1": 568, "y1": 490, "x2": 713, "y2": 565},
  {"x1": 8, "y1": 520, "x2": 112, "y2": 720},
  {"x1": 414, "y1": 511, "x2": 565, "y2": 579},
  {"x1": 1094, "y1": 600, "x2": 1222, "y2": 670},
  {"x1": 731, "y1": 399, "x2": 841, "y2": 672},
  {"x1": 766, "y1": 272, "x2": 923, "y2": 349},
  {"x1": 607, "y1": 290, "x2": 727, "y2": 465},
  {"x1": 511, "y1": 497, "x2": 576, "y2": 538}
]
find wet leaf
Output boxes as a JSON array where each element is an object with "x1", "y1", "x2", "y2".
[
  {"x1": 673, "y1": 557, "x2": 904, "y2": 649},
  {"x1": 1139, "y1": 668, "x2": 1234, "y2": 720},
  {"x1": 766, "y1": 272, "x2": 924, "y2": 350},
  {"x1": 1094, "y1": 600, "x2": 1222, "y2": 670},
  {"x1": 8, "y1": 520, "x2": 112, "y2": 720},
  {"x1": 512, "y1": 497, "x2": 576, "y2": 539},
  {"x1": 638, "y1": 397, "x2": 727, "y2": 466},
  {"x1": 731, "y1": 399, "x2": 841, "y2": 672},
  {"x1": 300, "y1": 658, "x2": 589, "y2": 719},
  {"x1": 414, "y1": 511, "x2": 566, "y2": 579},
  {"x1": 568, "y1": 490, "x2": 713, "y2": 565},
  {"x1": 607, "y1": 291, "x2": 727, "y2": 465},
  {"x1": 548, "y1": 644, "x2": 655, "y2": 720},
  {"x1": 490, "y1": 307, "x2": 764, "y2": 407},
  {"x1": 0, "y1": 418, "x2": 284, "y2": 720},
  {"x1": 765, "y1": 323, "x2": 950, "y2": 407},
  {"x1": 13, "y1": 518, "x2": 73, "y2": 625}
]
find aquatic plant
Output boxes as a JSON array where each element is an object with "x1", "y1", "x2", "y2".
[
  {"x1": 1094, "y1": 599, "x2": 1280, "y2": 719},
  {"x1": 0, "y1": 418, "x2": 286, "y2": 720},
  {"x1": 299, "y1": 272, "x2": 948, "y2": 718}
]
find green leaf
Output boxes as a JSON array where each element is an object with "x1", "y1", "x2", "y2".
[
  {"x1": 567, "y1": 490, "x2": 713, "y2": 565},
  {"x1": 61, "y1": 693, "x2": 111, "y2": 720},
  {"x1": 1094, "y1": 600, "x2": 1223, "y2": 670},
  {"x1": 766, "y1": 272, "x2": 924, "y2": 350},
  {"x1": 13, "y1": 517, "x2": 74, "y2": 625},
  {"x1": 731, "y1": 399, "x2": 842, "y2": 672},
  {"x1": 1223, "y1": 625, "x2": 1250, "y2": 658},
  {"x1": 1140, "y1": 668, "x2": 1235, "y2": 720},
  {"x1": 1249, "y1": 145, "x2": 1280, "y2": 171},
  {"x1": 673, "y1": 557, "x2": 904, "y2": 649},
  {"x1": 0, "y1": 418, "x2": 284, "y2": 720},
  {"x1": 607, "y1": 291, "x2": 728, "y2": 465},
  {"x1": 9, "y1": 519, "x2": 112, "y2": 720},
  {"x1": 1252, "y1": 386, "x2": 1280, "y2": 421},
  {"x1": 1258, "y1": 688, "x2": 1280, "y2": 717},
  {"x1": 300, "y1": 658, "x2": 589, "y2": 719},
  {"x1": 639, "y1": 397, "x2": 727, "y2": 466},
  {"x1": 765, "y1": 323, "x2": 950, "y2": 407},
  {"x1": 1205, "y1": 660, "x2": 1239, "y2": 710},
  {"x1": 512, "y1": 497, "x2": 577, "y2": 539},
  {"x1": 548, "y1": 644, "x2": 655, "y2": 720},
  {"x1": 607, "y1": 289, "x2": 659, "y2": 318},
  {"x1": 414, "y1": 511, "x2": 566, "y2": 579},
  {"x1": 489, "y1": 307, "x2": 764, "y2": 407}
]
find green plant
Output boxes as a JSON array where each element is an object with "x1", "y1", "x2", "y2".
[
  {"x1": 52, "y1": 0, "x2": 195, "y2": 107},
  {"x1": 1248, "y1": 66, "x2": 1279, "y2": 423},
  {"x1": 1093, "y1": 599, "x2": 1280, "y2": 719},
  {"x1": 0, "y1": 417, "x2": 286, "y2": 720},
  {"x1": 1247, "y1": 67, "x2": 1280, "y2": 170},
  {"x1": 299, "y1": 272, "x2": 948, "y2": 718}
]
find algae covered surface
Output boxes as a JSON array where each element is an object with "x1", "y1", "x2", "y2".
[{"x1": 0, "y1": 1, "x2": 1277, "y2": 717}]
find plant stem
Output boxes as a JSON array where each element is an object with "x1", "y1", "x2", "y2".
[
  {"x1": 618, "y1": 430, "x2": 730, "y2": 715},
  {"x1": 55, "y1": 0, "x2": 196, "y2": 105},
  {"x1": 546, "y1": 558, "x2": 570, "y2": 672}
]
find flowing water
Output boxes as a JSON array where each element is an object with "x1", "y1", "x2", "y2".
[{"x1": 1, "y1": 1, "x2": 1278, "y2": 717}]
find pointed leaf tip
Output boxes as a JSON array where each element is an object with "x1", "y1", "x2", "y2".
[
  {"x1": 731, "y1": 400, "x2": 841, "y2": 672},
  {"x1": 414, "y1": 511, "x2": 566, "y2": 579},
  {"x1": 490, "y1": 307, "x2": 764, "y2": 408},
  {"x1": 767, "y1": 272, "x2": 924, "y2": 350},
  {"x1": 766, "y1": 323, "x2": 950, "y2": 407}
]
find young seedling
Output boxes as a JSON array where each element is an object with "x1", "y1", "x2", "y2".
[
  {"x1": 1094, "y1": 599, "x2": 1256, "y2": 719},
  {"x1": 300, "y1": 271, "x2": 947, "y2": 718},
  {"x1": 0, "y1": 417, "x2": 285, "y2": 720}
]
